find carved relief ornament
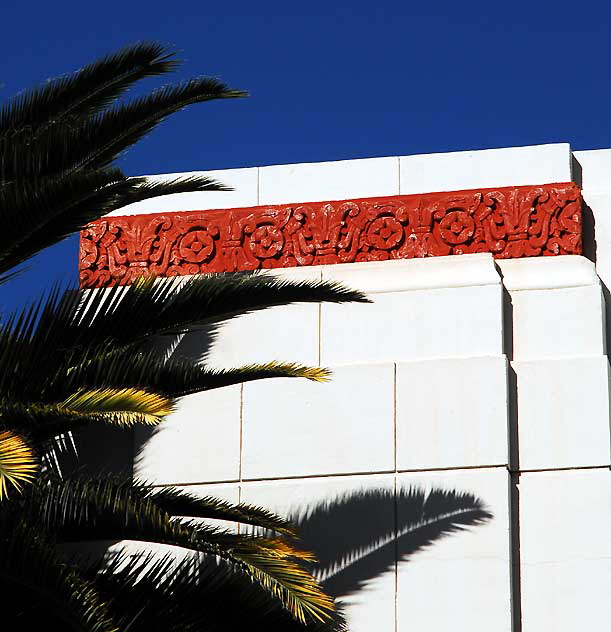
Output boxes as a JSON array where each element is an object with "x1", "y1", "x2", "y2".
[{"x1": 79, "y1": 182, "x2": 582, "y2": 288}]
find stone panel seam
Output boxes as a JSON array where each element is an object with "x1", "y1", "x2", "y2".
[
  {"x1": 144, "y1": 463, "x2": 514, "y2": 488},
  {"x1": 518, "y1": 464, "x2": 610, "y2": 473},
  {"x1": 238, "y1": 383, "x2": 244, "y2": 483},
  {"x1": 393, "y1": 362, "x2": 397, "y2": 473}
]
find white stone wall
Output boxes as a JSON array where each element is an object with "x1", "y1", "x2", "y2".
[{"x1": 119, "y1": 143, "x2": 610, "y2": 631}]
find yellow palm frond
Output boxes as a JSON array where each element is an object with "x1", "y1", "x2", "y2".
[
  {"x1": 61, "y1": 387, "x2": 174, "y2": 426},
  {"x1": 238, "y1": 362, "x2": 332, "y2": 383},
  {"x1": 0, "y1": 430, "x2": 38, "y2": 499}
]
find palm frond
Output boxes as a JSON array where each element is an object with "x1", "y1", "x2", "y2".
[
  {"x1": 0, "y1": 168, "x2": 129, "y2": 272},
  {"x1": 0, "y1": 42, "x2": 179, "y2": 135},
  {"x1": 0, "y1": 515, "x2": 119, "y2": 631},
  {"x1": 149, "y1": 487, "x2": 297, "y2": 535},
  {"x1": 61, "y1": 387, "x2": 174, "y2": 425},
  {"x1": 71, "y1": 273, "x2": 369, "y2": 350},
  {"x1": 91, "y1": 551, "x2": 347, "y2": 632},
  {"x1": 56, "y1": 355, "x2": 331, "y2": 401},
  {"x1": 24, "y1": 475, "x2": 335, "y2": 624},
  {"x1": 0, "y1": 430, "x2": 38, "y2": 499},
  {"x1": 0, "y1": 275, "x2": 366, "y2": 404},
  {"x1": 1, "y1": 80, "x2": 246, "y2": 180}
]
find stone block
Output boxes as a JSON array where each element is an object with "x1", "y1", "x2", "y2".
[
  {"x1": 258, "y1": 156, "x2": 399, "y2": 205},
  {"x1": 134, "y1": 386, "x2": 241, "y2": 485},
  {"x1": 498, "y1": 256, "x2": 605, "y2": 359},
  {"x1": 520, "y1": 469, "x2": 611, "y2": 632},
  {"x1": 396, "y1": 467, "x2": 512, "y2": 632},
  {"x1": 240, "y1": 473, "x2": 396, "y2": 632},
  {"x1": 513, "y1": 356, "x2": 611, "y2": 470},
  {"x1": 396, "y1": 356, "x2": 509, "y2": 470},
  {"x1": 400, "y1": 143, "x2": 572, "y2": 194},
  {"x1": 241, "y1": 363, "x2": 395, "y2": 479}
]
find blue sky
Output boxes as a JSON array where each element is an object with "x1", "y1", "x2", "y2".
[{"x1": 1, "y1": 0, "x2": 607, "y2": 311}]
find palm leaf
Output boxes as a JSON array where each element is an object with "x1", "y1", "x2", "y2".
[
  {"x1": 91, "y1": 551, "x2": 347, "y2": 632},
  {"x1": 0, "y1": 274, "x2": 366, "y2": 404},
  {"x1": 24, "y1": 475, "x2": 335, "y2": 625},
  {"x1": 61, "y1": 387, "x2": 174, "y2": 425},
  {"x1": 0, "y1": 430, "x2": 38, "y2": 499},
  {"x1": 55, "y1": 355, "x2": 331, "y2": 401},
  {"x1": 1, "y1": 80, "x2": 246, "y2": 180},
  {"x1": 0, "y1": 42, "x2": 179, "y2": 135},
  {"x1": 148, "y1": 487, "x2": 297, "y2": 536},
  {"x1": 0, "y1": 515, "x2": 119, "y2": 631}
]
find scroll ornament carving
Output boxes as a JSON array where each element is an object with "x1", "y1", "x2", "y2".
[{"x1": 79, "y1": 182, "x2": 582, "y2": 287}]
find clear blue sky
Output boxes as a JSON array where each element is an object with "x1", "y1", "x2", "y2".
[{"x1": 1, "y1": 0, "x2": 607, "y2": 312}]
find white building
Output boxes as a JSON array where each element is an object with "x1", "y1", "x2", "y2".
[{"x1": 80, "y1": 143, "x2": 611, "y2": 631}]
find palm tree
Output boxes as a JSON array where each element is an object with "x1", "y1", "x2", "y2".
[{"x1": 0, "y1": 43, "x2": 368, "y2": 630}]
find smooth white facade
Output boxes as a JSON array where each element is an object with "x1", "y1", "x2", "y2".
[{"x1": 114, "y1": 143, "x2": 610, "y2": 632}]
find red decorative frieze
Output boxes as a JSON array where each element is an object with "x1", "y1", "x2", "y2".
[{"x1": 79, "y1": 182, "x2": 582, "y2": 288}]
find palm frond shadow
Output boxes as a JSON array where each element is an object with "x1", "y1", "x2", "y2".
[{"x1": 291, "y1": 487, "x2": 493, "y2": 599}]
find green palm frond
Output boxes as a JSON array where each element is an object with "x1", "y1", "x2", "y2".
[
  {"x1": 69, "y1": 273, "x2": 368, "y2": 350},
  {"x1": 149, "y1": 487, "x2": 297, "y2": 536},
  {"x1": 56, "y1": 354, "x2": 331, "y2": 400},
  {"x1": 0, "y1": 516, "x2": 119, "y2": 631},
  {"x1": 0, "y1": 42, "x2": 178, "y2": 135},
  {"x1": 1, "y1": 79, "x2": 246, "y2": 181},
  {"x1": 0, "y1": 274, "x2": 366, "y2": 403},
  {"x1": 0, "y1": 42, "x2": 245, "y2": 273},
  {"x1": 23, "y1": 475, "x2": 335, "y2": 624},
  {"x1": 0, "y1": 430, "x2": 38, "y2": 499},
  {"x1": 92, "y1": 551, "x2": 347, "y2": 632}
]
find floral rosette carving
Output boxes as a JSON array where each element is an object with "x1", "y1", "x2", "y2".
[{"x1": 79, "y1": 182, "x2": 582, "y2": 287}]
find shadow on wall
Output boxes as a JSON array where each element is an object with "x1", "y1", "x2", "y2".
[{"x1": 291, "y1": 487, "x2": 493, "y2": 599}]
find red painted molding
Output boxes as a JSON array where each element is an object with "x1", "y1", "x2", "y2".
[{"x1": 79, "y1": 182, "x2": 582, "y2": 288}]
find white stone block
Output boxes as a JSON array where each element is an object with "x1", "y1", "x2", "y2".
[
  {"x1": 573, "y1": 148, "x2": 611, "y2": 192},
  {"x1": 321, "y1": 284, "x2": 504, "y2": 365},
  {"x1": 240, "y1": 474, "x2": 396, "y2": 632},
  {"x1": 241, "y1": 363, "x2": 395, "y2": 479},
  {"x1": 320, "y1": 252, "x2": 500, "y2": 294},
  {"x1": 498, "y1": 257, "x2": 606, "y2": 359},
  {"x1": 514, "y1": 357, "x2": 611, "y2": 470},
  {"x1": 396, "y1": 356, "x2": 509, "y2": 470},
  {"x1": 258, "y1": 157, "x2": 399, "y2": 205},
  {"x1": 400, "y1": 143, "x2": 572, "y2": 194},
  {"x1": 396, "y1": 468, "x2": 512, "y2": 632},
  {"x1": 106, "y1": 167, "x2": 259, "y2": 216},
  {"x1": 520, "y1": 469, "x2": 611, "y2": 632},
  {"x1": 497, "y1": 255, "x2": 599, "y2": 292},
  {"x1": 134, "y1": 386, "x2": 241, "y2": 485}
]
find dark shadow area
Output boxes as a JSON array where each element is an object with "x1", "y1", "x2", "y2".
[
  {"x1": 58, "y1": 425, "x2": 134, "y2": 478},
  {"x1": 571, "y1": 154, "x2": 583, "y2": 189},
  {"x1": 169, "y1": 326, "x2": 220, "y2": 363},
  {"x1": 581, "y1": 201, "x2": 597, "y2": 263},
  {"x1": 132, "y1": 326, "x2": 220, "y2": 464},
  {"x1": 509, "y1": 473, "x2": 522, "y2": 632},
  {"x1": 292, "y1": 487, "x2": 492, "y2": 599},
  {"x1": 507, "y1": 365, "x2": 519, "y2": 472},
  {"x1": 579, "y1": 199, "x2": 611, "y2": 355}
]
